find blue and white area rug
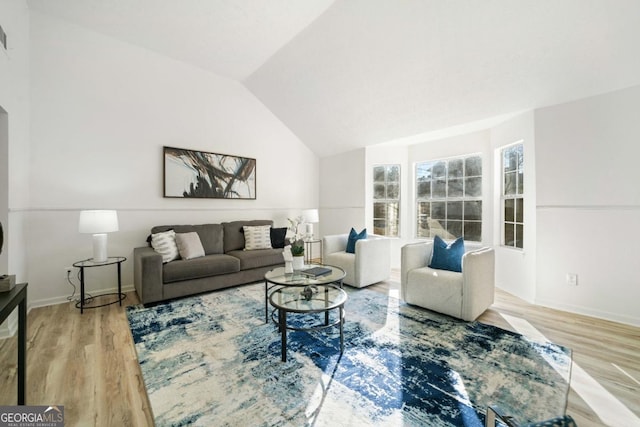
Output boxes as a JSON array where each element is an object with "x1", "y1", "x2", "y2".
[{"x1": 126, "y1": 283, "x2": 571, "y2": 426}]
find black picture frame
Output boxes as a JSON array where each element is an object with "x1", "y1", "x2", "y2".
[{"x1": 163, "y1": 146, "x2": 256, "y2": 199}]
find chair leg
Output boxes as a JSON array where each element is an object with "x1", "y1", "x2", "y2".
[
  {"x1": 486, "y1": 406, "x2": 520, "y2": 427},
  {"x1": 485, "y1": 406, "x2": 497, "y2": 427}
]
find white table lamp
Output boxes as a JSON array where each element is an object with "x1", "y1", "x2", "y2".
[
  {"x1": 301, "y1": 209, "x2": 319, "y2": 240},
  {"x1": 79, "y1": 210, "x2": 119, "y2": 262}
]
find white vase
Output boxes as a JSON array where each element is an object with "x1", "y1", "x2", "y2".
[{"x1": 292, "y1": 256, "x2": 304, "y2": 271}]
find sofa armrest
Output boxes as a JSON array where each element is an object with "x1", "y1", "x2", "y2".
[
  {"x1": 354, "y1": 235, "x2": 391, "y2": 286},
  {"x1": 401, "y1": 242, "x2": 432, "y2": 301},
  {"x1": 133, "y1": 246, "x2": 164, "y2": 304},
  {"x1": 461, "y1": 247, "x2": 495, "y2": 321},
  {"x1": 322, "y1": 234, "x2": 348, "y2": 259}
]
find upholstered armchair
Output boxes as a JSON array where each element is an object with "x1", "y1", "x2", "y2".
[
  {"x1": 322, "y1": 233, "x2": 391, "y2": 288},
  {"x1": 401, "y1": 240, "x2": 495, "y2": 321}
]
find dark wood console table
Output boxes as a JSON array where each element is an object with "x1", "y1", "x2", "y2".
[{"x1": 0, "y1": 282, "x2": 27, "y2": 404}]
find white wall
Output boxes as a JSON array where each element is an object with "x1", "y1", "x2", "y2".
[
  {"x1": 535, "y1": 85, "x2": 640, "y2": 326},
  {"x1": 0, "y1": 0, "x2": 30, "y2": 335},
  {"x1": 319, "y1": 148, "x2": 366, "y2": 237},
  {"x1": 0, "y1": 107, "x2": 7, "y2": 273},
  {"x1": 6, "y1": 6, "x2": 638, "y2": 329},
  {"x1": 375, "y1": 118, "x2": 537, "y2": 305},
  {"x1": 367, "y1": 116, "x2": 538, "y2": 305},
  {"x1": 364, "y1": 132, "x2": 495, "y2": 268},
  {"x1": 490, "y1": 111, "x2": 536, "y2": 302},
  {"x1": 25, "y1": 12, "x2": 318, "y2": 306},
  {"x1": 0, "y1": 0, "x2": 30, "y2": 275}
]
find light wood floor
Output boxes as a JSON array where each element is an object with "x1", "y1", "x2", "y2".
[{"x1": 1, "y1": 274, "x2": 638, "y2": 427}]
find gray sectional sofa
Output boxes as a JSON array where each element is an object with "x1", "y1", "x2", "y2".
[{"x1": 133, "y1": 220, "x2": 285, "y2": 304}]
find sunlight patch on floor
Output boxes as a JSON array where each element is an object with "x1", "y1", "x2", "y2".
[
  {"x1": 612, "y1": 363, "x2": 640, "y2": 387},
  {"x1": 306, "y1": 287, "x2": 406, "y2": 425},
  {"x1": 305, "y1": 372, "x2": 331, "y2": 423},
  {"x1": 376, "y1": 288, "x2": 401, "y2": 336},
  {"x1": 500, "y1": 313, "x2": 640, "y2": 427},
  {"x1": 388, "y1": 288, "x2": 401, "y2": 302}
]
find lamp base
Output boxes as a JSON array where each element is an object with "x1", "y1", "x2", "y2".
[
  {"x1": 92, "y1": 233, "x2": 108, "y2": 262},
  {"x1": 0, "y1": 274, "x2": 16, "y2": 292},
  {"x1": 305, "y1": 223, "x2": 314, "y2": 240}
]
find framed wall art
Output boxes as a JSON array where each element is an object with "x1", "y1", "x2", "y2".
[{"x1": 163, "y1": 146, "x2": 256, "y2": 199}]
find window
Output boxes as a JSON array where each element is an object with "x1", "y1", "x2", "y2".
[
  {"x1": 501, "y1": 143, "x2": 524, "y2": 248},
  {"x1": 416, "y1": 155, "x2": 482, "y2": 241},
  {"x1": 373, "y1": 164, "x2": 400, "y2": 237}
]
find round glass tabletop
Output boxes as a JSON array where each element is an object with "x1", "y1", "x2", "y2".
[{"x1": 264, "y1": 265, "x2": 346, "y2": 286}]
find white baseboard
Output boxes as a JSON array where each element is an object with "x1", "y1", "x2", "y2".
[
  {"x1": 0, "y1": 310, "x2": 18, "y2": 339},
  {"x1": 535, "y1": 297, "x2": 640, "y2": 328},
  {"x1": 28, "y1": 284, "x2": 136, "y2": 310},
  {"x1": 0, "y1": 284, "x2": 136, "y2": 339}
]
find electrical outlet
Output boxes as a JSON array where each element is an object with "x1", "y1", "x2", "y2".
[
  {"x1": 65, "y1": 266, "x2": 73, "y2": 279},
  {"x1": 566, "y1": 273, "x2": 578, "y2": 286}
]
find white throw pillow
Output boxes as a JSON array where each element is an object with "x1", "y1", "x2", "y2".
[
  {"x1": 151, "y1": 230, "x2": 179, "y2": 263},
  {"x1": 243, "y1": 225, "x2": 272, "y2": 250},
  {"x1": 175, "y1": 232, "x2": 205, "y2": 260}
]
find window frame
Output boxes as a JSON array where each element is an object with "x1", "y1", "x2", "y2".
[
  {"x1": 372, "y1": 164, "x2": 400, "y2": 237},
  {"x1": 500, "y1": 142, "x2": 524, "y2": 249},
  {"x1": 415, "y1": 154, "x2": 483, "y2": 242}
]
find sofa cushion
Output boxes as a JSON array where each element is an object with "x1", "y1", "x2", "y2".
[
  {"x1": 406, "y1": 266, "x2": 463, "y2": 318},
  {"x1": 270, "y1": 227, "x2": 288, "y2": 249},
  {"x1": 226, "y1": 249, "x2": 284, "y2": 270},
  {"x1": 150, "y1": 230, "x2": 179, "y2": 263},
  {"x1": 151, "y1": 224, "x2": 224, "y2": 255},
  {"x1": 243, "y1": 225, "x2": 272, "y2": 250},
  {"x1": 175, "y1": 232, "x2": 205, "y2": 260},
  {"x1": 222, "y1": 220, "x2": 273, "y2": 252},
  {"x1": 192, "y1": 224, "x2": 224, "y2": 255},
  {"x1": 162, "y1": 254, "x2": 240, "y2": 283},
  {"x1": 152, "y1": 224, "x2": 194, "y2": 235}
]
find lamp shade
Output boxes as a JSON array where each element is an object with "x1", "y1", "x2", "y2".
[
  {"x1": 79, "y1": 210, "x2": 119, "y2": 234},
  {"x1": 302, "y1": 209, "x2": 319, "y2": 223}
]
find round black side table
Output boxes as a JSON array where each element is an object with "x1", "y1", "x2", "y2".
[{"x1": 72, "y1": 256, "x2": 126, "y2": 314}]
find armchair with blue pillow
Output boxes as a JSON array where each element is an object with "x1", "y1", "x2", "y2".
[
  {"x1": 323, "y1": 228, "x2": 391, "y2": 288},
  {"x1": 401, "y1": 236, "x2": 495, "y2": 321}
]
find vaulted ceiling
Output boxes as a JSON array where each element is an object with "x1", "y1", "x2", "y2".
[{"x1": 27, "y1": 0, "x2": 640, "y2": 157}]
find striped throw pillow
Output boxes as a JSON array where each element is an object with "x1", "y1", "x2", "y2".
[
  {"x1": 151, "y1": 229, "x2": 179, "y2": 263},
  {"x1": 243, "y1": 225, "x2": 272, "y2": 251}
]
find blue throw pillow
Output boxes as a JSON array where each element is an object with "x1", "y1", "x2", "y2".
[
  {"x1": 346, "y1": 227, "x2": 367, "y2": 254},
  {"x1": 429, "y1": 235, "x2": 465, "y2": 272}
]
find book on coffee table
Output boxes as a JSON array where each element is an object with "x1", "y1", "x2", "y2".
[{"x1": 300, "y1": 266, "x2": 332, "y2": 278}]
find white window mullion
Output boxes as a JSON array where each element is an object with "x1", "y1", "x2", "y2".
[
  {"x1": 373, "y1": 164, "x2": 400, "y2": 237},
  {"x1": 415, "y1": 154, "x2": 482, "y2": 242},
  {"x1": 501, "y1": 143, "x2": 524, "y2": 249}
]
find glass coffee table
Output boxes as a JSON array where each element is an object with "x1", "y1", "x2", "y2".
[
  {"x1": 269, "y1": 283, "x2": 347, "y2": 362},
  {"x1": 263, "y1": 265, "x2": 346, "y2": 323}
]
